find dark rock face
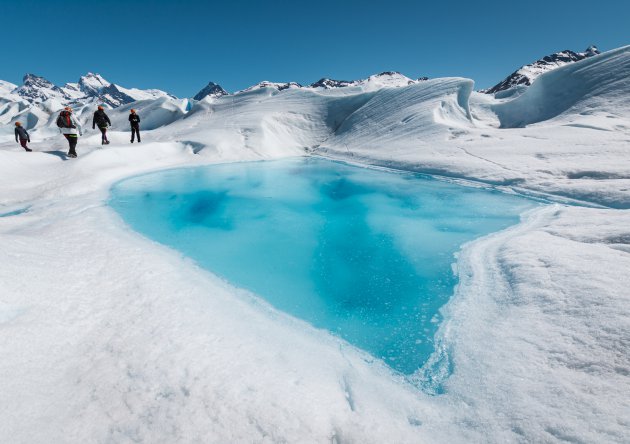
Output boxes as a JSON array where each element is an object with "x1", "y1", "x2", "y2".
[
  {"x1": 309, "y1": 78, "x2": 355, "y2": 89},
  {"x1": 193, "y1": 82, "x2": 229, "y2": 100},
  {"x1": 482, "y1": 46, "x2": 601, "y2": 94}
]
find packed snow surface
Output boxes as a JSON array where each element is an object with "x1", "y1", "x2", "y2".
[{"x1": 1, "y1": 45, "x2": 629, "y2": 442}]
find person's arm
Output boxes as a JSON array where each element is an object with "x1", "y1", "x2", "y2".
[
  {"x1": 92, "y1": 112, "x2": 96, "y2": 129},
  {"x1": 137, "y1": 115, "x2": 141, "y2": 123},
  {"x1": 106, "y1": 114, "x2": 111, "y2": 127},
  {"x1": 15, "y1": 128, "x2": 18, "y2": 143},
  {"x1": 26, "y1": 129, "x2": 30, "y2": 142},
  {"x1": 72, "y1": 115, "x2": 83, "y2": 136}
]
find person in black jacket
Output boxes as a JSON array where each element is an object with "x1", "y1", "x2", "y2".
[
  {"x1": 14, "y1": 122, "x2": 32, "y2": 151},
  {"x1": 129, "y1": 109, "x2": 141, "y2": 143},
  {"x1": 92, "y1": 105, "x2": 111, "y2": 145}
]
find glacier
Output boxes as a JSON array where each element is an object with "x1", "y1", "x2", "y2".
[{"x1": 0, "y1": 45, "x2": 629, "y2": 443}]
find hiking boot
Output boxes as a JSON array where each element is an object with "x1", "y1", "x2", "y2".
[
  {"x1": 68, "y1": 152, "x2": 77, "y2": 158},
  {"x1": 25, "y1": 148, "x2": 32, "y2": 152}
]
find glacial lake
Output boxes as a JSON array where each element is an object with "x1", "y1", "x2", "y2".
[{"x1": 110, "y1": 157, "x2": 535, "y2": 375}]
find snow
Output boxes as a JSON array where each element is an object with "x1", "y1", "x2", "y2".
[
  {"x1": 236, "y1": 81, "x2": 304, "y2": 94},
  {"x1": 482, "y1": 46, "x2": 601, "y2": 94},
  {"x1": 2, "y1": 72, "x2": 177, "y2": 108},
  {"x1": 1, "y1": 45, "x2": 629, "y2": 442},
  {"x1": 493, "y1": 46, "x2": 630, "y2": 128},
  {"x1": 115, "y1": 84, "x2": 177, "y2": 101},
  {"x1": 0, "y1": 79, "x2": 18, "y2": 97}
]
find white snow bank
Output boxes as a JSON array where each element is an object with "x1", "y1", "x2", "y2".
[
  {"x1": 434, "y1": 205, "x2": 630, "y2": 442},
  {"x1": 493, "y1": 45, "x2": 630, "y2": 128},
  {"x1": 324, "y1": 77, "x2": 473, "y2": 149}
]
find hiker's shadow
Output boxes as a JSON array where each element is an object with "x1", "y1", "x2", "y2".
[{"x1": 43, "y1": 150, "x2": 69, "y2": 160}]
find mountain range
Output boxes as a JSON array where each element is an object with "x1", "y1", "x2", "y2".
[
  {"x1": 481, "y1": 46, "x2": 600, "y2": 95},
  {"x1": 0, "y1": 45, "x2": 602, "y2": 108},
  {"x1": 3, "y1": 73, "x2": 176, "y2": 107}
]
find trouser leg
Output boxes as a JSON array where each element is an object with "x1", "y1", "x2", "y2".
[
  {"x1": 100, "y1": 127, "x2": 108, "y2": 143},
  {"x1": 19, "y1": 139, "x2": 29, "y2": 150},
  {"x1": 65, "y1": 135, "x2": 78, "y2": 155}
]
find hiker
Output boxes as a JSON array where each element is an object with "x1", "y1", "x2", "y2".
[
  {"x1": 92, "y1": 105, "x2": 111, "y2": 145},
  {"x1": 14, "y1": 122, "x2": 32, "y2": 152},
  {"x1": 129, "y1": 108, "x2": 141, "y2": 143},
  {"x1": 56, "y1": 106, "x2": 83, "y2": 158}
]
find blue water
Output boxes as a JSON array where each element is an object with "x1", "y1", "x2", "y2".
[
  {"x1": 0, "y1": 206, "x2": 30, "y2": 217},
  {"x1": 110, "y1": 157, "x2": 535, "y2": 374}
]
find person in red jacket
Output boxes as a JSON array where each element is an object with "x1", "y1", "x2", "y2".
[
  {"x1": 14, "y1": 122, "x2": 32, "y2": 152},
  {"x1": 56, "y1": 106, "x2": 83, "y2": 158}
]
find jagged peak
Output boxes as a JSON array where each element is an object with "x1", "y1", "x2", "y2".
[
  {"x1": 373, "y1": 71, "x2": 402, "y2": 77},
  {"x1": 78, "y1": 72, "x2": 111, "y2": 91},
  {"x1": 193, "y1": 81, "x2": 229, "y2": 100},
  {"x1": 584, "y1": 45, "x2": 600, "y2": 56},
  {"x1": 237, "y1": 81, "x2": 302, "y2": 94},
  {"x1": 483, "y1": 45, "x2": 602, "y2": 94},
  {"x1": 22, "y1": 73, "x2": 54, "y2": 84}
]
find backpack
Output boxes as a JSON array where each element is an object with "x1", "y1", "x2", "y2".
[{"x1": 56, "y1": 111, "x2": 75, "y2": 129}]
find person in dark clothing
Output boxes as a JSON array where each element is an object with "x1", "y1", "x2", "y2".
[
  {"x1": 14, "y1": 122, "x2": 32, "y2": 151},
  {"x1": 56, "y1": 106, "x2": 83, "y2": 158},
  {"x1": 92, "y1": 105, "x2": 111, "y2": 145},
  {"x1": 129, "y1": 109, "x2": 141, "y2": 143}
]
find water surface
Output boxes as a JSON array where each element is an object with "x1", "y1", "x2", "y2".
[{"x1": 110, "y1": 157, "x2": 535, "y2": 374}]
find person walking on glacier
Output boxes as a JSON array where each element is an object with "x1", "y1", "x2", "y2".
[
  {"x1": 14, "y1": 122, "x2": 32, "y2": 152},
  {"x1": 56, "y1": 106, "x2": 83, "y2": 158},
  {"x1": 92, "y1": 105, "x2": 111, "y2": 145},
  {"x1": 129, "y1": 108, "x2": 141, "y2": 143}
]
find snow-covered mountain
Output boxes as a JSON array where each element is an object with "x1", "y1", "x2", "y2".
[
  {"x1": 231, "y1": 72, "x2": 428, "y2": 94},
  {"x1": 4, "y1": 72, "x2": 177, "y2": 107},
  {"x1": 353, "y1": 71, "x2": 419, "y2": 89},
  {"x1": 193, "y1": 82, "x2": 229, "y2": 101},
  {"x1": 236, "y1": 81, "x2": 303, "y2": 94},
  {"x1": 14, "y1": 74, "x2": 73, "y2": 103},
  {"x1": 482, "y1": 46, "x2": 600, "y2": 95},
  {"x1": 308, "y1": 78, "x2": 355, "y2": 89},
  {"x1": 306, "y1": 71, "x2": 427, "y2": 91}
]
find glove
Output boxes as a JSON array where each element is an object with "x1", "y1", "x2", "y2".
[{"x1": 79, "y1": 132, "x2": 83, "y2": 137}]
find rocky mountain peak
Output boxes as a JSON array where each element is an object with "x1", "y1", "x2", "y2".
[{"x1": 193, "y1": 82, "x2": 229, "y2": 100}]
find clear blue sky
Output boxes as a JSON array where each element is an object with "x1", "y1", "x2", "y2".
[{"x1": 2, "y1": 0, "x2": 628, "y2": 97}]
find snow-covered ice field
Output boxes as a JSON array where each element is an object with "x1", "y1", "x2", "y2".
[{"x1": 1, "y1": 46, "x2": 629, "y2": 442}]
